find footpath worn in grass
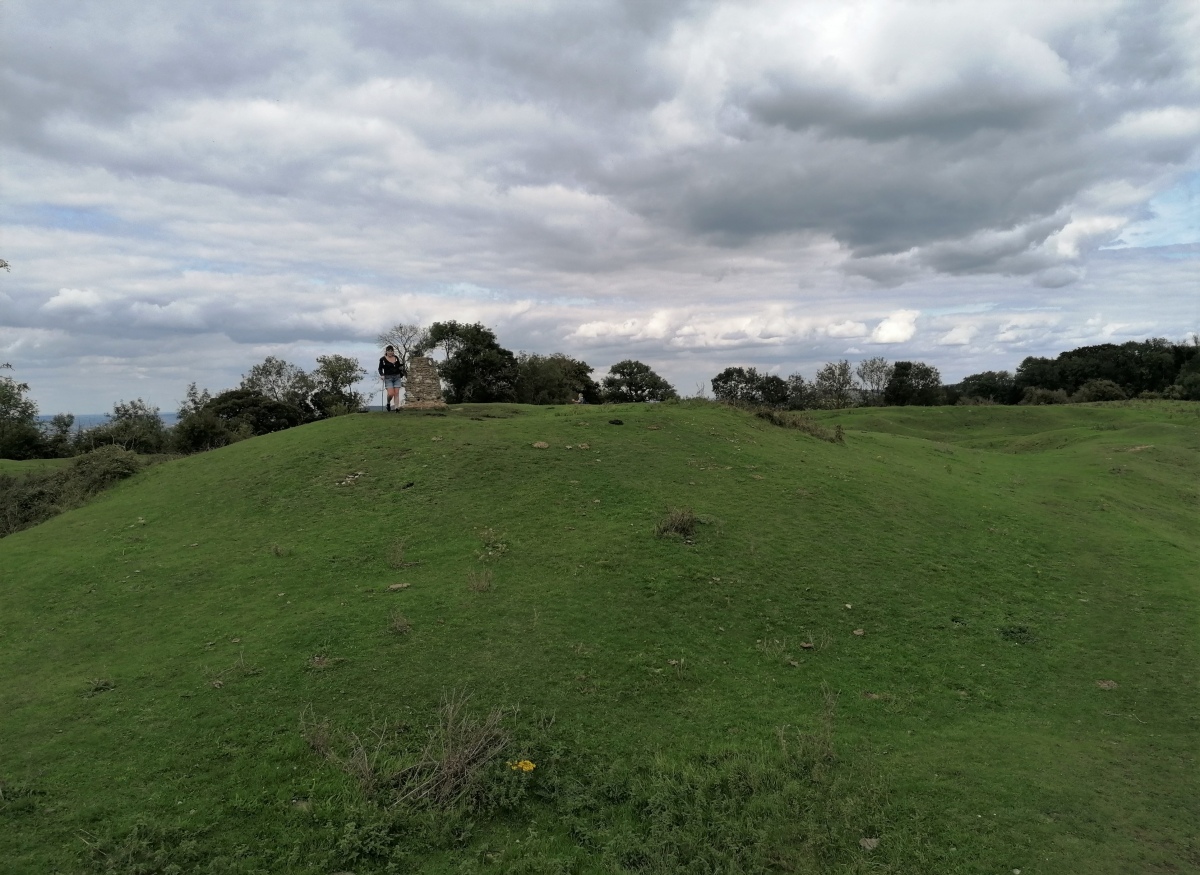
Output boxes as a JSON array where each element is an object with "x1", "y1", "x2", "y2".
[{"x1": 1, "y1": 401, "x2": 1197, "y2": 873}]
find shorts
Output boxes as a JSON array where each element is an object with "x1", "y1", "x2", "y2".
[{"x1": 382, "y1": 374, "x2": 404, "y2": 389}]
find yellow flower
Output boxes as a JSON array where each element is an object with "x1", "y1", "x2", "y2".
[{"x1": 508, "y1": 759, "x2": 536, "y2": 772}]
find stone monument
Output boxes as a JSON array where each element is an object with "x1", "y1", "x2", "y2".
[{"x1": 403, "y1": 356, "x2": 447, "y2": 409}]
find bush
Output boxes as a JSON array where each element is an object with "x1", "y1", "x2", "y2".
[
  {"x1": 1072, "y1": 379, "x2": 1127, "y2": 402},
  {"x1": 655, "y1": 507, "x2": 697, "y2": 539},
  {"x1": 0, "y1": 446, "x2": 143, "y2": 537},
  {"x1": 755, "y1": 409, "x2": 845, "y2": 443},
  {"x1": 1019, "y1": 387, "x2": 1069, "y2": 405}
]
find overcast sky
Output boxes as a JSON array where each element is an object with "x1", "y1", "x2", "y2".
[{"x1": 2, "y1": 0, "x2": 1197, "y2": 414}]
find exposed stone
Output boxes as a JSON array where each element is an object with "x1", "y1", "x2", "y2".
[{"x1": 404, "y1": 356, "x2": 447, "y2": 408}]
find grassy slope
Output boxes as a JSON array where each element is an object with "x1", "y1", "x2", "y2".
[{"x1": 1, "y1": 402, "x2": 1197, "y2": 873}]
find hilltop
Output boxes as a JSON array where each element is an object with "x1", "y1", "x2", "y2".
[{"x1": 1, "y1": 401, "x2": 1197, "y2": 873}]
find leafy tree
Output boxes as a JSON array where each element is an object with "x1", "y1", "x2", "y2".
[
  {"x1": 785, "y1": 374, "x2": 815, "y2": 410},
  {"x1": 711, "y1": 367, "x2": 790, "y2": 408},
  {"x1": 884, "y1": 362, "x2": 944, "y2": 406},
  {"x1": 855, "y1": 357, "x2": 893, "y2": 405},
  {"x1": 178, "y1": 382, "x2": 213, "y2": 417},
  {"x1": 172, "y1": 409, "x2": 235, "y2": 454},
  {"x1": 426, "y1": 322, "x2": 519, "y2": 403},
  {"x1": 958, "y1": 370, "x2": 1017, "y2": 404},
  {"x1": 376, "y1": 322, "x2": 430, "y2": 365},
  {"x1": 240, "y1": 357, "x2": 316, "y2": 412},
  {"x1": 312, "y1": 355, "x2": 368, "y2": 415},
  {"x1": 515, "y1": 353, "x2": 600, "y2": 404},
  {"x1": 0, "y1": 364, "x2": 46, "y2": 460},
  {"x1": 602, "y1": 360, "x2": 677, "y2": 402},
  {"x1": 814, "y1": 360, "x2": 857, "y2": 409},
  {"x1": 78, "y1": 399, "x2": 168, "y2": 454},
  {"x1": 208, "y1": 389, "x2": 305, "y2": 434},
  {"x1": 43, "y1": 414, "x2": 76, "y2": 458},
  {"x1": 1014, "y1": 356, "x2": 1062, "y2": 393}
]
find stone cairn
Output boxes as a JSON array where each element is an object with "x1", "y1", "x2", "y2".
[{"x1": 403, "y1": 356, "x2": 447, "y2": 409}]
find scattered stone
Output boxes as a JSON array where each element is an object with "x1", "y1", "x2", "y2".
[
  {"x1": 532, "y1": 441, "x2": 550, "y2": 449},
  {"x1": 1097, "y1": 679, "x2": 1119, "y2": 689},
  {"x1": 799, "y1": 642, "x2": 815, "y2": 650},
  {"x1": 579, "y1": 442, "x2": 590, "y2": 450},
  {"x1": 859, "y1": 837, "x2": 879, "y2": 851},
  {"x1": 388, "y1": 583, "x2": 410, "y2": 591},
  {"x1": 853, "y1": 629, "x2": 865, "y2": 636},
  {"x1": 786, "y1": 658, "x2": 799, "y2": 667},
  {"x1": 844, "y1": 603, "x2": 852, "y2": 609}
]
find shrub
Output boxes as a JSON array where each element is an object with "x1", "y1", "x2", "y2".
[
  {"x1": 1019, "y1": 387, "x2": 1069, "y2": 405},
  {"x1": 0, "y1": 446, "x2": 143, "y2": 537},
  {"x1": 755, "y1": 409, "x2": 845, "y2": 443},
  {"x1": 1072, "y1": 379, "x2": 1127, "y2": 402}
]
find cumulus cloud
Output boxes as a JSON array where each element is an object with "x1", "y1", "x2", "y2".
[
  {"x1": 1, "y1": 0, "x2": 1198, "y2": 411},
  {"x1": 871, "y1": 311, "x2": 920, "y2": 344}
]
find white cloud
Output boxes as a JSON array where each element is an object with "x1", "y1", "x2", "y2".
[
  {"x1": 938, "y1": 324, "x2": 977, "y2": 346},
  {"x1": 871, "y1": 310, "x2": 920, "y2": 344},
  {"x1": 41, "y1": 288, "x2": 104, "y2": 312},
  {"x1": 826, "y1": 320, "x2": 868, "y2": 338}
]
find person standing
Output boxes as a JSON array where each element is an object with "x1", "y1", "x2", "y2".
[{"x1": 378, "y1": 346, "x2": 406, "y2": 411}]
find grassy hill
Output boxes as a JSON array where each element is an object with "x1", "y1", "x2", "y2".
[{"x1": 1, "y1": 401, "x2": 1197, "y2": 874}]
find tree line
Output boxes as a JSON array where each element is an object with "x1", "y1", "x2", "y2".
[
  {"x1": 709, "y1": 336, "x2": 1200, "y2": 410},
  {"x1": 3, "y1": 329, "x2": 1197, "y2": 462},
  {"x1": 0, "y1": 321, "x2": 680, "y2": 460}
]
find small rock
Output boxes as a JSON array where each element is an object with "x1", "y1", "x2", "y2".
[
  {"x1": 859, "y1": 837, "x2": 879, "y2": 851},
  {"x1": 799, "y1": 642, "x2": 815, "y2": 650},
  {"x1": 1096, "y1": 679, "x2": 1119, "y2": 689},
  {"x1": 578, "y1": 442, "x2": 590, "y2": 450},
  {"x1": 532, "y1": 441, "x2": 550, "y2": 449},
  {"x1": 853, "y1": 629, "x2": 865, "y2": 636},
  {"x1": 844, "y1": 603, "x2": 852, "y2": 609},
  {"x1": 388, "y1": 583, "x2": 410, "y2": 591}
]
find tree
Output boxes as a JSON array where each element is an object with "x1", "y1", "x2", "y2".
[
  {"x1": 312, "y1": 354, "x2": 368, "y2": 415},
  {"x1": 376, "y1": 322, "x2": 430, "y2": 365},
  {"x1": 602, "y1": 360, "x2": 677, "y2": 402},
  {"x1": 240, "y1": 357, "x2": 316, "y2": 411},
  {"x1": 814, "y1": 360, "x2": 857, "y2": 409},
  {"x1": 958, "y1": 370, "x2": 1017, "y2": 404},
  {"x1": 426, "y1": 321, "x2": 519, "y2": 403},
  {"x1": 855, "y1": 357, "x2": 893, "y2": 405},
  {"x1": 178, "y1": 382, "x2": 213, "y2": 417},
  {"x1": 78, "y1": 399, "x2": 168, "y2": 454},
  {"x1": 207, "y1": 389, "x2": 305, "y2": 434},
  {"x1": 785, "y1": 374, "x2": 814, "y2": 410},
  {"x1": 884, "y1": 362, "x2": 944, "y2": 406},
  {"x1": 515, "y1": 353, "x2": 601, "y2": 404},
  {"x1": 711, "y1": 367, "x2": 791, "y2": 408},
  {"x1": 0, "y1": 364, "x2": 45, "y2": 460}
]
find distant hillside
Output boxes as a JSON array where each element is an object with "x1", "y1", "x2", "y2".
[{"x1": 2, "y1": 401, "x2": 1197, "y2": 874}]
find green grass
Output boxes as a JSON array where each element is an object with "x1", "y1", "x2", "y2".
[
  {"x1": 0, "y1": 457, "x2": 71, "y2": 474},
  {"x1": 1, "y1": 401, "x2": 1197, "y2": 873}
]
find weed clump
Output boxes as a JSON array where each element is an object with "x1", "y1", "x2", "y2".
[
  {"x1": 655, "y1": 507, "x2": 697, "y2": 539},
  {"x1": 755, "y1": 409, "x2": 845, "y2": 444},
  {"x1": 389, "y1": 611, "x2": 412, "y2": 635},
  {"x1": 467, "y1": 568, "x2": 493, "y2": 592}
]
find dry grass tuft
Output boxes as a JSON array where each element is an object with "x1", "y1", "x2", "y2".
[
  {"x1": 389, "y1": 610, "x2": 412, "y2": 635},
  {"x1": 655, "y1": 506, "x2": 697, "y2": 539},
  {"x1": 467, "y1": 568, "x2": 493, "y2": 592},
  {"x1": 391, "y1": 692, "x2": 510, "y2": 807}
]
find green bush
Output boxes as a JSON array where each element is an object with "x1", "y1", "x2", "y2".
[
  {"x1": 0, "y1": 446, "x2": 143, "y2": 537},
  {"x1": 1019, "y1": 387, "x2": 1069, "y2": 405},
  {"x1": 1072, "y1": 379, "x2": 1127, "y2": 402}
]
